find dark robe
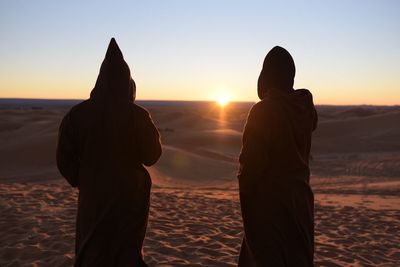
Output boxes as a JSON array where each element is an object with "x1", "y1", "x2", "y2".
[
  {"x1": 56, "y1": 38, "x2": 161, "y2": 267},
  {"x1": 238, "y1": 46, "x2": 318, "y2": 267}
]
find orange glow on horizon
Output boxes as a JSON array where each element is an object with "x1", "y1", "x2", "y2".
[{"x1": 216, "y1": 95, "x2": 230, "y2": 107}]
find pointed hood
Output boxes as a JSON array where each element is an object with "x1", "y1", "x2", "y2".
[
  {"x1": 257, "y1": 46, "x2": 296, "y2": 99},
  {"x1": 90, "y1": 38, "x2": 136, "y2": 102}
]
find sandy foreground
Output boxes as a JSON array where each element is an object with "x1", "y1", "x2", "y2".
[
  {"x1": 0, "y1": 100, "x2": 400, "y2": 266},
  {"x1": 1, "y1": 182, "x2": 399, "y2": 267}
]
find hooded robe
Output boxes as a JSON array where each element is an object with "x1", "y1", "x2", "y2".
[
  {"x1": 56, "y1": 38, "x2": 161, "y2": 267},
  {"x1": 238, "y1": 46, "x2": 318, "y2": 266}
]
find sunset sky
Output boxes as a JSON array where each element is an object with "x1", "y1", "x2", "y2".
[{"x1": 0, "y1": 1, "x2": 399, "y2": 104}]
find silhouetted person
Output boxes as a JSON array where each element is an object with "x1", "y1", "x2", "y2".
[
  {"x1": 57, "y1": 38, "x2": 161, "y2": 267},
  {"x1": 238, "y1": 46, "x2": 318, "y2": 266}
]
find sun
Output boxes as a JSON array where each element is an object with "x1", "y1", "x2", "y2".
[{"x1": 217, "y1": 95, "x2": 230, "y2": 107}]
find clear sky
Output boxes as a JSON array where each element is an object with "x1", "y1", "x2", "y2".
[{"x1": 0, "y1": 0, "x2": 399, "y2": 104}]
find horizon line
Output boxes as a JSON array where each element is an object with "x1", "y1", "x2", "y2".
[{"x1": 0, "y1": 97, "x2": 398, "y2": 107}]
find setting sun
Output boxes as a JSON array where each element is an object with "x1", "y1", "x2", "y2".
[{"x1": 217, "y1": 95, "x2": 229, "y2": 107}]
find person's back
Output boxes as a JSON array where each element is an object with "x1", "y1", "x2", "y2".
[
  {"x1": 240, "y1": 88, "x2": 316, "y2": 182},
  {"x1": 57, "y1": 38, "x2": 161, "y2": 267},
  {"x1": 238, "y1": 46, "x2": 317, "y2": 266}
]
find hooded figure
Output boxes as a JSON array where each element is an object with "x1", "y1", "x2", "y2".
[
  {"x1": 238, "y1": 46, "x2": 318, "y2": 266},
  {"x1": 57, "y1": 38, "x2": 161, "y2": 267}
]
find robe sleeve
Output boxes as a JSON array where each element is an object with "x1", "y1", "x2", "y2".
[
  {"x1": 56, "y1": 112, "x2": 80, "y2": 187},
  {"x1": 312, "y1": 107, "x2": 318, "y2": 132},
  {"x1": 135, "y1": 107, "x2": 162, "y2": 166},
  {"x1": 238, "y1": 103, "x2": 274, "y2": 194},
  {"x1": 309, "y1": 91, "x2": 318, "y2": 132}
]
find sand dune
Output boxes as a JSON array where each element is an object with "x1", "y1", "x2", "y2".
[
  {"x1": 313, "y1": 110, "x2": 400, "y2": 154},
  {"x1": 149, "y1": 145, "x2": 237, "y2": 186},
  {"x1": 0, "y1": 100, "x2": 399, "y2": 266}
]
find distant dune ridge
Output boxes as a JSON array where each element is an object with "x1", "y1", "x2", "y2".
[{"x1": 0, "y1": 100, "x2": 399, "y2": 266}]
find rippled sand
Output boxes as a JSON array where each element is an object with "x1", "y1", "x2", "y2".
[{"x1": 1, "y1": 182, "x2": 399, "y2": 266}]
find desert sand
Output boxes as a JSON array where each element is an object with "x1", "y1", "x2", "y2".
[{"x1": 0, "y1": 99, "x2": 399, "y2": 266}]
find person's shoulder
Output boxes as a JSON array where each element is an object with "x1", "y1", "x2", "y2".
[
  {"x1": 251, "y1": 98, "x2": 279, "y2": 114},
  {"x1": 130, "y1": 103, "x2": 151, "y2": 118},
  {"x1": 61, "y1": 100, "x2": 91, "y2": 122},
  {"x1": 294, "y1": 88, "x2": 316, "y2": 109},
  {"x1": 295, "y1": 88, "x2": 314, "y2": 101},
  {"x1": 68, "y1": 99, "x2": 91, "y2": 115},
  {"x1": 247, "y1": 100, "x2": 277, "y2": 123}
]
